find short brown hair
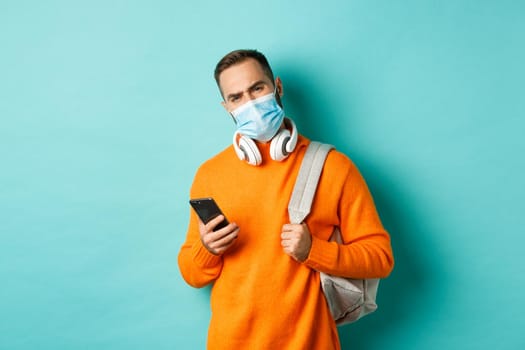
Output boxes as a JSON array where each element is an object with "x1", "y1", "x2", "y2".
[{"x1": 214, "y1": 49, "x2": 275, "y2": 89}]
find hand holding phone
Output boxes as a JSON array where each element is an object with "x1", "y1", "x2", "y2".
[{"x1": 189, "y1": 197, "x2": 238, "y2": 255}]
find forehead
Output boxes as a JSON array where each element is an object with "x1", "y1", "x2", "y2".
[{"x1": 219, "y1": 58, "x2": 272, "y2": 96}]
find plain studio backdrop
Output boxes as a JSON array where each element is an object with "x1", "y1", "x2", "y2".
[{"x1": 1, "y1": 1, "x2": 524, "y2": 349}]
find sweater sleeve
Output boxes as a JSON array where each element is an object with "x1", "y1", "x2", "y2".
[
  {"x1": 177, "y1": 167, "x2": 224, "y2": 288},
  {"x1": 303, "y1": 156, "x2": 394, "y2": 279}
]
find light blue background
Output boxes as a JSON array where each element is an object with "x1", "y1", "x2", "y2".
[{"x1": 1, "y1": 1, "x2": 524, "y2": 349}]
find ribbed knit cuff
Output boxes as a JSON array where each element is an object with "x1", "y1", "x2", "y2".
[
  {"x1": 191, "y1": 240, "x2": 222, "y2": 268},
  {"x1": 304, "y1": 235, "x2": 337, "y2": 272}
]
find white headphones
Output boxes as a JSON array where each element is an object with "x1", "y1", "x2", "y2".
[{"x1": 233, "y1": 118, "x2": 298, "y2": 166}]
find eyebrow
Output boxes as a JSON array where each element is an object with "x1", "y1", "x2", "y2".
[{"x1": 225, "y1": 80, "x2": 267, "y2": 101}]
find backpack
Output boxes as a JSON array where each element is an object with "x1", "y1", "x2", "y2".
[{"x1": 288, "y1": 141, "x2": 380, "y2": 326}]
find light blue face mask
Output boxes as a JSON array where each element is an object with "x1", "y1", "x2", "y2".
[{"x1": 230, "y1": 91, "x2": 285, "y2": 142}]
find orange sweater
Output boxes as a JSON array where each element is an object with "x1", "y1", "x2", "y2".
[{"x1": 178, "y1": 135, "x2": 394, "y2": 349}]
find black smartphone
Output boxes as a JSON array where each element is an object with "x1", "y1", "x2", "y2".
[{"x1": 189, "y1": 197, "x2": 229, "y2": 231}]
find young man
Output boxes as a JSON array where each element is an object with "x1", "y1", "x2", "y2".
[{"x1": 178, "y1": 49, "x2": 394, "y2": 350}]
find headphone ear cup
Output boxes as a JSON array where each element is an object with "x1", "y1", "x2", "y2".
[
  {"x1": 270, "y1": 118, "x2": 298, "y2": 161},
  {"x1": 270, "y1": 129, "x2": 291, "y2": 162},
  {"x1": 238, "y1": 136, "x2": 262, "y2": 166},
  {"x1": 233, "y1": 131, "x2": 246, "y2": 161},
  {"x1": 285, "y1": 118, "x2": 298, "y2": 154}
]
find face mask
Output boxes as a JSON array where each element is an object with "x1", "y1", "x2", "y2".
[{"x1": 230, "y1": 91, "x2": 284, "y2": 142}]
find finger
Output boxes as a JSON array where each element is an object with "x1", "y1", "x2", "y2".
[
  {"x1": 205, "y1": 215, "x2": 227, "y2": 231},
  {"x1": 282, "y1": 223, "x2": 297, "y2": 232},
  {"x1": 283, "y1": 223, "x2": 304, "y2": 233},
  {"x1": 198, "y1": 216, "x2": 223, "y2": 236},
  {"x1": 281, "y1": 231, "x2": 300, "y2": 241},
  {"x1": 203, "y1": 217, "x2": 233, "y2": 240},
  {"x1": 208, "y1": 227, "x2": 239, "y2": 254},
  {"x1": 281, "y1": 236, "x2": 298, "y2": 250},
  {"x1": 204, "y1": 222, "x2": 237, "y2": 243}
]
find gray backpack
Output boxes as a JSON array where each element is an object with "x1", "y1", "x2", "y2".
[{"x1": 288, "y1": 141, "x2": 380, "y2": 326}]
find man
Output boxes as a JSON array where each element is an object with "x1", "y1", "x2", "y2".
[{"x1": 178, "y1": 49, "x2": 394, "y2": 349}]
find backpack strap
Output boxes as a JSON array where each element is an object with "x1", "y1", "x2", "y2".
[{"x1": 288, "y1": 141, "x2": 334, "y2": 224}]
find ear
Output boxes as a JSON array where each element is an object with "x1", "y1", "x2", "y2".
[{"x1": 275, "y1": 77, "x2": 284, "y2": 97}]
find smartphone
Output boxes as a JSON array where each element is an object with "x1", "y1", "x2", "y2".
[{"x1": 189, "y1": 197, "x2": 229, "y2": 231}]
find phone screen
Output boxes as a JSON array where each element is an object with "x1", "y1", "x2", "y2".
[{"x1": 189, "y1": 197, "x2": 229, "y2": 230}]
